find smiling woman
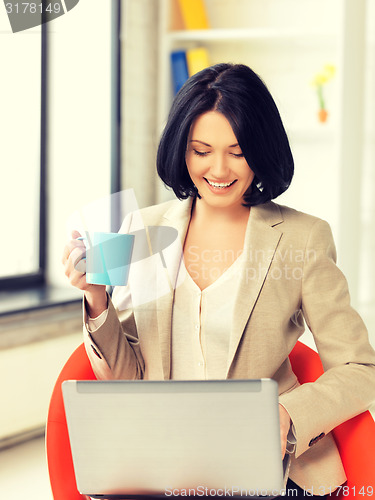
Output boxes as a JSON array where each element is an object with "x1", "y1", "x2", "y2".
[{"x1": 62, "y1": 62, "x2": 375, "y2": 497}]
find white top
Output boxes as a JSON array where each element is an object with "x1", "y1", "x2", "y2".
[
  {"x1": 170, "y1": 254, "x2": 244, "y2": 380},
  {"x1": 86, "y1": 253, "x2": 243, "y2": 382}
]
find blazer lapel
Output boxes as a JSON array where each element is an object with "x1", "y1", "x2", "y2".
[
  {"x1": 155, "y1": 198, "x2": 193, "y2": 379},
  {"x1": 227, "y1": 202, "x2": 284, "y2": 376}
]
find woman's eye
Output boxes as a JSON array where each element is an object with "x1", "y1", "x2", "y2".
[
  {"x1": 231, "y1": 153, "x2": 244, "y2": 158},
  {"x1": 193, "y1": 150, "x2": 209, "y2": 157}
]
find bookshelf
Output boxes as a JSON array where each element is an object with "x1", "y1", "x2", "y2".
[
  {"x1": 168, "y1": 28, "x2": 337, "y2": 44},
  {"x1": 157, "y1": 0, "x2": 340, "y2": 133}
]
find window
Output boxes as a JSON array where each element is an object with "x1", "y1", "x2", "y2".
[
  {"x1": 0, "y1": 18, "x2": 47, "y2": 289},
  {"x1": 0, "y1": 0, "x2": 118, "y2": 294}
]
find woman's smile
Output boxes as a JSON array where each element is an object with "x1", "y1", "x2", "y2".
[{"x1": 204, "y1": 177, "x2": 238, "y2": 192}]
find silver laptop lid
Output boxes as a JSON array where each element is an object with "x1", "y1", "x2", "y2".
[{"x1": 62, "y1": 379, "x2": 285, "y2": 498}]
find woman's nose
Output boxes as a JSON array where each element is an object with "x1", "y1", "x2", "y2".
[{"x1": 210, "y1": 154, "x2": 228, "y2": 178}]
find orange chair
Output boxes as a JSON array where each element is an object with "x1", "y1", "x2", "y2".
[
  {"x1": 46, "y1": 343, "x2": 95, "y2": 500},
  {"x1": 289, "y1": 342, "x2": 375, "y2": 496},
  {"x1": 46, "y1": 342, "x2": 375, "y2": 499}
]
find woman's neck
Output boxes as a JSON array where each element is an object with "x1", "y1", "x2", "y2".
[{"x1": 192, "y1": 197, "x2": 250, "y2": 226}]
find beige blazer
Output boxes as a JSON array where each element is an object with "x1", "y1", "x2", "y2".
[{"x1": 83, "y1": 198, "x2": 375, "y2": 494}]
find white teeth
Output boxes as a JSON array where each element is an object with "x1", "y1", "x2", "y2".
[{"x1": 206, "y1": 179, "x2": 235, "y2": 188}]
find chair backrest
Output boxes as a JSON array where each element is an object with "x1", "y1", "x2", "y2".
[
  {"x1": 46, "y1": 343, "x2": 96, "y2": 500},
  {"x1": 46, "y1": 341, "x2": 375, "y2": 499},
  {"x1": 289, "y1": 342, "x2": 375, "y2": 498}
]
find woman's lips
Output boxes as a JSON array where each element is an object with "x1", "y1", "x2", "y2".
[{"x1": 204, "y1": 178, "x2": 237, "y2": 190}]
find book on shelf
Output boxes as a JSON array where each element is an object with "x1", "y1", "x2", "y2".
[
  {"x1": 177, "y1": 0, "x2": 210, "y2": 30},
  {"x1": 186, "y1": 47, "x2": 210, "y2": 76},
  {"x1": 171, "y1": 47, "x2": 211, "y2": 94},
  {"x1": 171, "y1": 50, "x2": 189, "y2": 95}
]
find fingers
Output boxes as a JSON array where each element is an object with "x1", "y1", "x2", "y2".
[
  {"x1": 67, "y1": 245, "x2": 86, "y2": 272},
  {"x1": 62, "y1": 235, "x2": 88, "y2": 290},
  {"x1": 62, "y1": 231, "x2": 106, "y2": 296},
  {"x1": 74, "y1": 258, "x2": 86, "y2": 274},
  {"x1": 71, "y1": 229, "x2": 82, "y2": 239},
  {"x1": 65, "y1": 246, "x2": 85, "y2": 275},
  {"x1": 62, "y1": 236, "x2": 85, "y2": 266},
  {"x1": 280, "y1": 430, "x2": 287, "y2": 459},
  {"x1": 68, "y1": 272, "x2": 88, "y2": 291},
  {"x1": 61, "y1": 230, "x2": 84, "y2": 265},
  {"x1": 279, "y1": 404, "x2": 291, "y2": 460}
]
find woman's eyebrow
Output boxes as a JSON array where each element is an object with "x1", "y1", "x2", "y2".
[
  {"x1": 190, "y1": 140, "x2": 211, "y2": 147},
  {"x1": 190, "y1": 140, "x2": 240, "y2": 148}
]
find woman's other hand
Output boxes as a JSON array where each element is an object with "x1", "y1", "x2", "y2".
[
  {"x1": 279, "y1": 404, "x2": 292, "y2": 459},
  {"x1": 62, "y1": 230, "x2": 107, "y2": 317}
]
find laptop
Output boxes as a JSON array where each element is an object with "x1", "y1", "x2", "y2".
[{"x1": 62, "y1": 379, "x2": 288, "y2": 499}]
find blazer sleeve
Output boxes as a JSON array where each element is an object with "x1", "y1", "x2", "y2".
[
  {"x1": 82, "y1": 292, "x2": 145, "y2": 380},
  {"x1": 279, "y1": 218, "x2": 375, "y2": 458},
  {"x1": 82, "y1": 209, "x2": 145, "y2": 380}
]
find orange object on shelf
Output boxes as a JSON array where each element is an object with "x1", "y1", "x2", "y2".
[{"x1": 318, "y1": 108, "x2": 328, "y2": 123}]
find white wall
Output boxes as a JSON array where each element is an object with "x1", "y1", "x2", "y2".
[
  {"x1": 121, "y1": 0, "x2": 160, "y2": 208},
  {"x1": 0, "y1": 332, "x2": 81, "y2": 440},
  {"x1": 358, "y1": 0, "x2": 375, "y2": 338}
]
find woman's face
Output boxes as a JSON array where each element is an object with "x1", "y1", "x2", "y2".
[{"x1": 186, "y1": 111, "x2": 254, "y2": 212}]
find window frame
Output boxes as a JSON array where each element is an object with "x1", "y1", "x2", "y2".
[
  {"x1": 0, "y1": 21, "x2": 47, "y2": 292},
  {"x1": 111, "y1": 0, "x2": 122, "y2": 231}
]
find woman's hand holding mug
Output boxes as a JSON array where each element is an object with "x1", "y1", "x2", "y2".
[
  {"x1": 62, "y1": 230, "x2": 107, "y2": 317},
  {"x1": 279, "y1": 404, "x2": 292, "y2": 459}
]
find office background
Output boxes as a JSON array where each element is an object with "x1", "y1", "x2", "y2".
[{"x1": 0, "y1": 0, "x2": 374, "y2": 497}]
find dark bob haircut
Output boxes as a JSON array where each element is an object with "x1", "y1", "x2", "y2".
[{"x1": 157, "y1": 63, "x2": 294, "y2": 207}]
